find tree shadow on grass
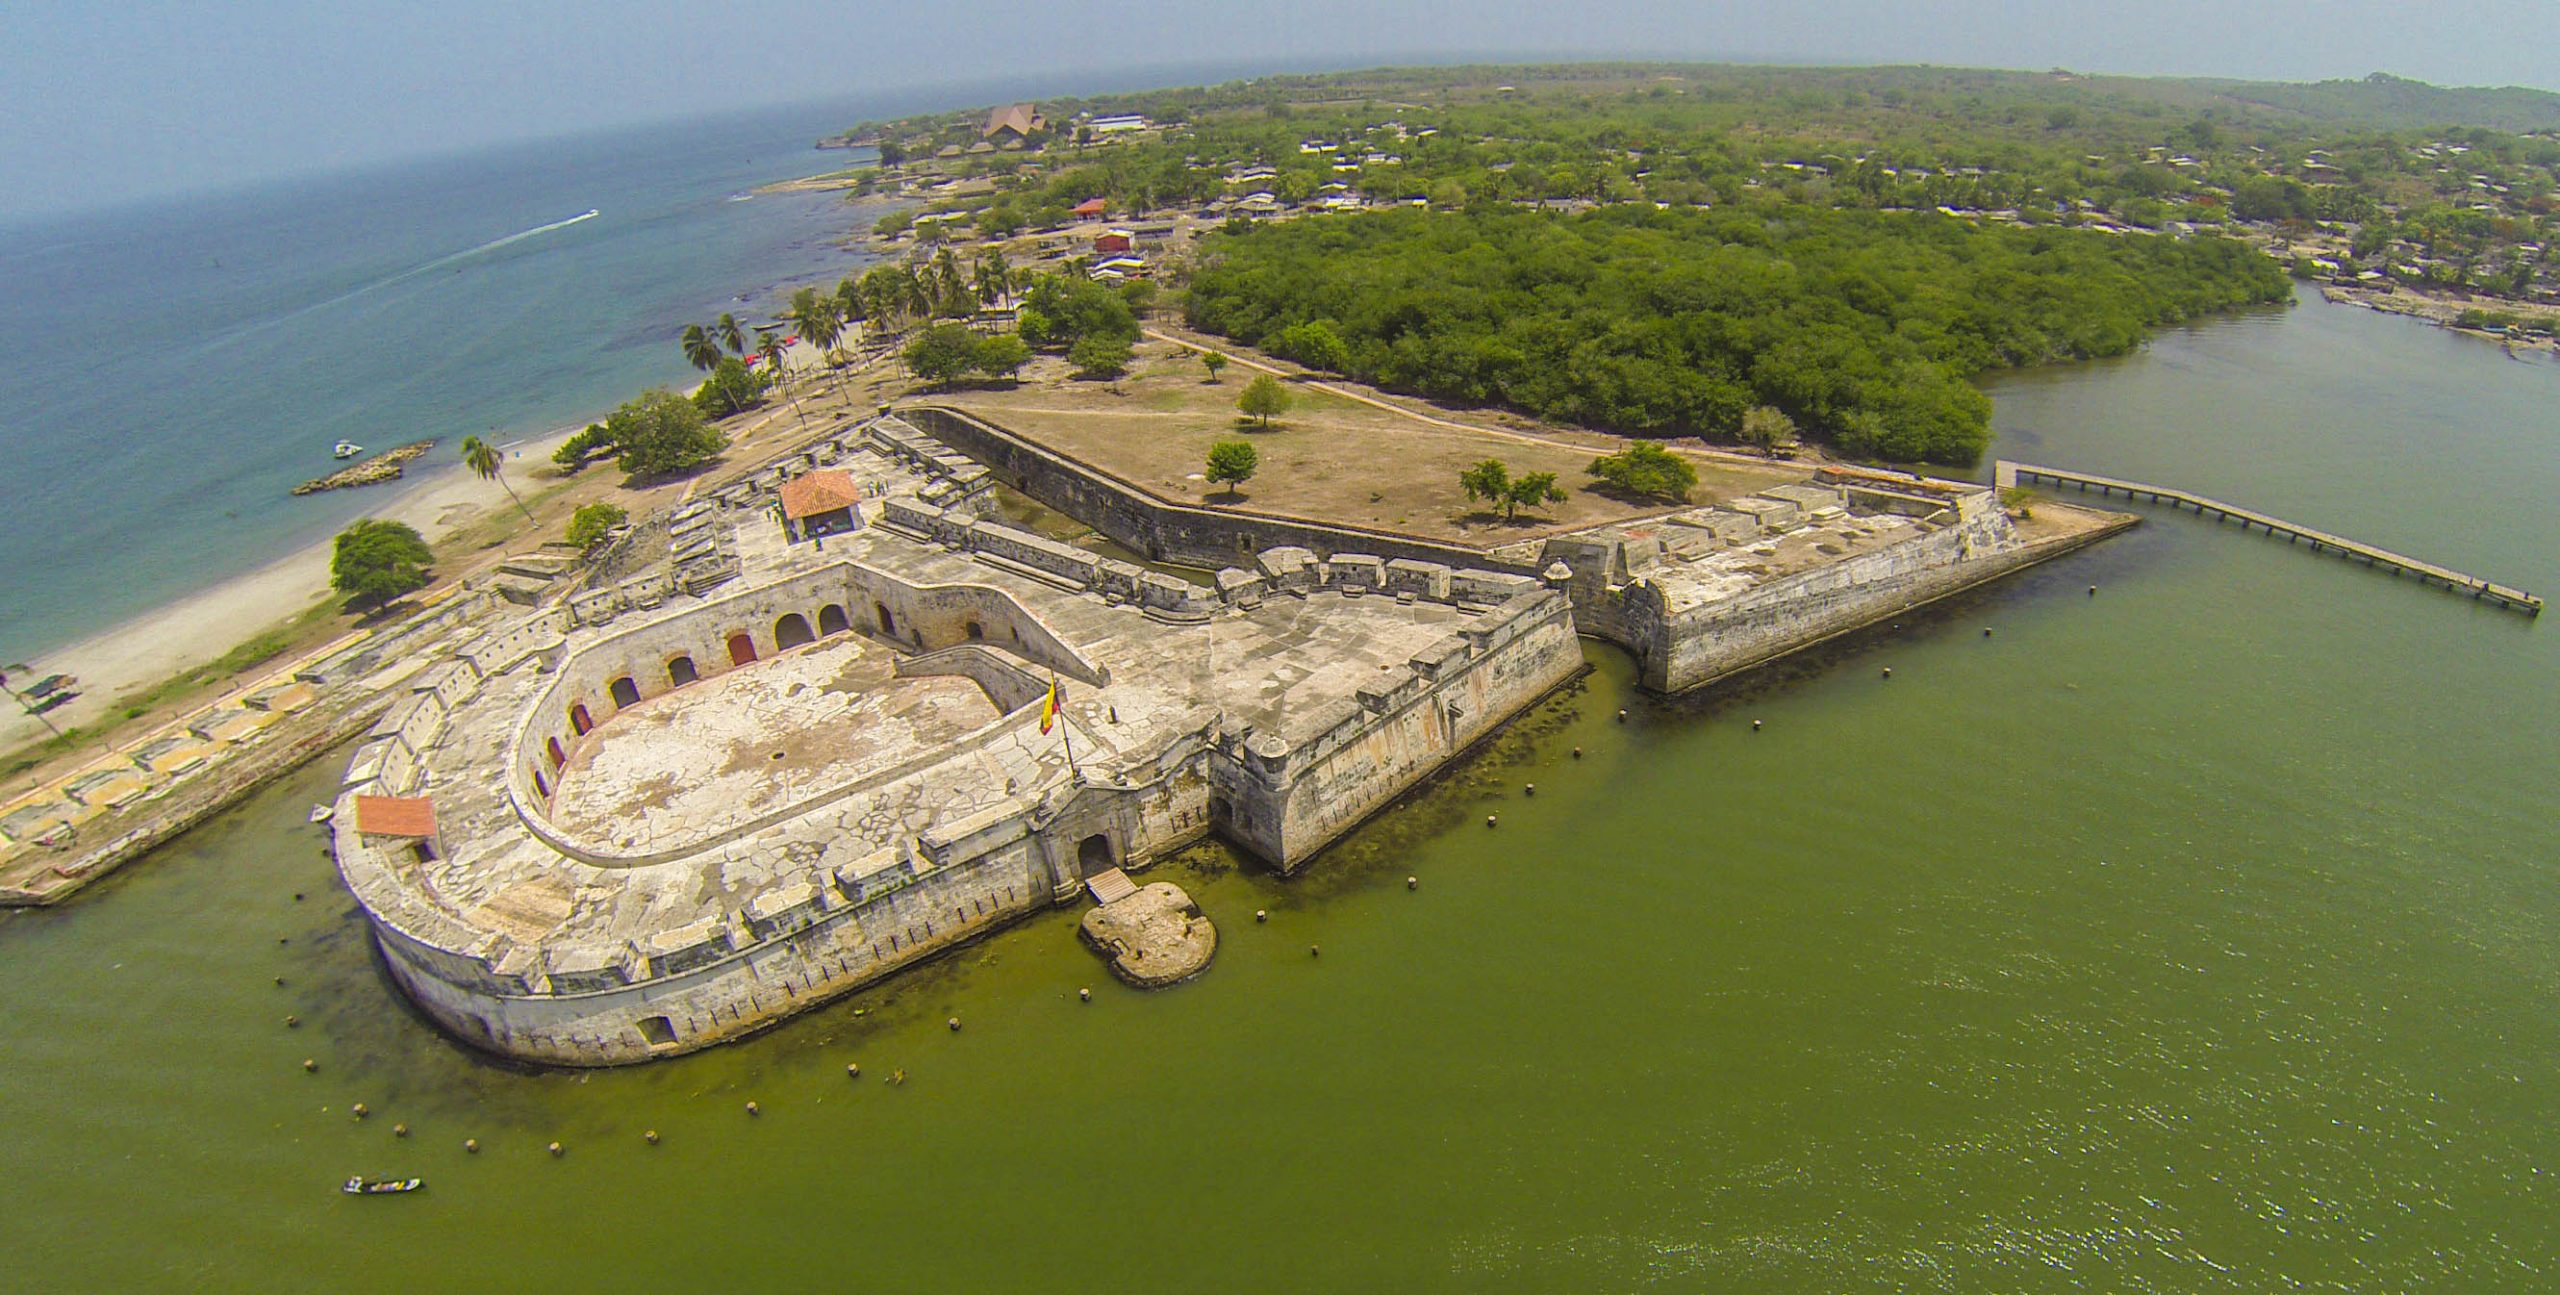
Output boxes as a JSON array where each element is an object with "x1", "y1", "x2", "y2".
[{"x1": 619, "y1": 454, "x2": 730, "y2": 492}]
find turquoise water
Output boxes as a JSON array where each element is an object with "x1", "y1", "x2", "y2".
[
  {"x1": 0, "y1": 106, "x2": 880, "y2": 661},
  {"x1": 0, "y1": 290, "x2": 2554, "y2": 1292}
]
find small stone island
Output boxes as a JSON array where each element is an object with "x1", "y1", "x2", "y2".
[{"x1": 325, "y1": 408, "x2": 2117, "y2": 1065}]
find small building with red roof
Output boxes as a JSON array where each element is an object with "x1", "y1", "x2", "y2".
[
  {"x1": 777, "y1": 469, "x2": 864, "y2": 541},
  {"x1": 1070, "y1": 197, "x2": 1108, "y2": 219}
]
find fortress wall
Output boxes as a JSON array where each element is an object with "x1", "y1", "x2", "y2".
[
  {"x1": 896, "y1": 405, "x2": 1525, "y2": 575},
  {"x1": 1215, "y1": 587, "x2": 1584, "y2": 868},
  {"x1": 371, "y1": 808, "x2": 1069, "y2": 1066}
]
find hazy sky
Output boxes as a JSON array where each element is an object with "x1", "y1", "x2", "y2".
[{"x1": 5, "y1": 0, "x2": 2556, "y2": 218}]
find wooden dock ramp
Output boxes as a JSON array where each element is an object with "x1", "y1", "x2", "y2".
[
  {"x1": 1086, "y1": 867, "x2": 1139, "y2": 906},
  {"x1": 1997, "y1": 461, "x2": 2541, "y2": 616}
]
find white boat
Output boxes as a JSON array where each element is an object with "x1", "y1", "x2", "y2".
[{"x1": 332, "y1": 441, "x2": 364, "y2": 460}]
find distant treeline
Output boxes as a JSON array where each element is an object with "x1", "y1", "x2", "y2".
[{"x1": 1186, "y1": 206, "x2": 2289, "y2": 463}]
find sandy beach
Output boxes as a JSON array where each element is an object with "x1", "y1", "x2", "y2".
[{"x1": 0, "y1": 425, "x2": 583, "y2": 754}]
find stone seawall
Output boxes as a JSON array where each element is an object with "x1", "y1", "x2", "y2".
[{"x1": 897, "y1": 405, "x2": 1526, "y2": 574}]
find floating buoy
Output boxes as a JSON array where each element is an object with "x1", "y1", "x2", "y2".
[
  {"x1": 1616, "y1": 709, "x2": 1628, "y2": 722},
  {"x1": 464, "y1": 1139, "x2": 479, "y2": 1154},
  {"x1": 548, "y1": 1141, "x2": 564, "y2": 1157},
  {"x1": 1752, "y1": 719, "x2": 1762, "y2": 731},
  {"x1": 1983, "y1": 627, "x2": 1994, "y2": 638},
  {"x1": 1309, "y1": 945, "x2": 1321, "y2": 958},
  {"x1": 285, "y1": 1015, "x2": 300, "y2": 1028},
  {"x1": 645, "y1": 1130, "x2": 660, "y2": 1144},
  {"x1": 947, "y1": 1016, "x2": 961, "y2": 1032},
  {"x1": 1078, "y1": 987, "x2": 1091, "y2": 1002},
  {"x1": 2088, "y1": 585, "x2": 2098, "y2": 596},
  {"x1": 293, "y1": 892, "x2": 304, "y2": 902},
  {"x1": 274, "y1": 976, "x2": 286, "y2": 987},
  {"x1": 277, "y1": 937, "x2": 289, "y2": 945},
  {"x1": 1571, "y1": 746, "x2": 1582, "y2": 759},
  {"x1": 1485, "y1": 814, "x2": 1497, "y2": 828},
  {"x1": 393, "y1": 1123, "x2": 409, "y2": 1138},
  {"x1": 745, "y1": 1101, "x2": 759, "y2": 1116},
  {"x1": 351, "y1": 1104, "x2": 369, "y2": 1120},
  {"x1": 1524, "y1": 783, "x2": 1535, "y2": 796},
  {"x1": 846, "y1": 1062, "x2": 861, "y2": 1078},
  {"x1": 302, "y1": 1059, "x2": 317, "y2": 1073},
  {"x1": 1881, "y1": 667, "x2": 1892, "y2": 678},
  {"x1": 1406, "y1": 875, "x2": 1418, "y2": 890},
  {"x1": 1254, "y1": 909, "x2": 1268, "y2": 923}
]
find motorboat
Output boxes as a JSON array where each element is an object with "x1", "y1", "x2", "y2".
[
  {"x1": 342, "y1": 1177, "x2": 422, "y2": 1195},
  {"x1": 333, "y1": 441, "x2": 365, "y2": 459}
]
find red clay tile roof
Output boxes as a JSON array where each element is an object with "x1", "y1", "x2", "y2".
[
  {"x1": 1071, "y1": 197, "x2": 1108, "y2": 216},
  {"x1": 778, "y1": 469, "x2": 862, "y2": 521},
  {"x1": 353, "y1": 795, "x2": 437, "y2": 838}
]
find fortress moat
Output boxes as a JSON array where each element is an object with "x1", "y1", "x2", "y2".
[{"x1": 328, "y1": 411, "x2": 2123, "y2": 1064}]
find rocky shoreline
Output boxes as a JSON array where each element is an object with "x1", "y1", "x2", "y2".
[{"x1": 291, "y1": 439, "x2": 437, "y2": 496}]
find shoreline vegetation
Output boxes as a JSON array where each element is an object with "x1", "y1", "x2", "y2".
[{"x1": 12, "y1": 56, "x2": 2560, "y2": 870}]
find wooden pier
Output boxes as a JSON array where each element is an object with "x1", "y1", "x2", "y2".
[{"x1": 1995, "y1": 461, "x2": 2541, "y2": 616}]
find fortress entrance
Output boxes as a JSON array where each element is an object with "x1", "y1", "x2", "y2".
[
  {"x1": 667, "y1": 655, "x2": 698, "y2": 687},
  {"x1": 1077, "y1": 833, "x2": 1116, "y2": 878},
  {"x1": 775, "y1": 613, "x2": 814, "y2": 651},
  {"x1": 728, "y1": 633, "x2": 758, "y2": 667},
  {"x1": 608, "y1": 676, "x2": 640, "y2": 709},
  {"x1": 818, "y1": 604, "x2": 849, "y2": 637}
]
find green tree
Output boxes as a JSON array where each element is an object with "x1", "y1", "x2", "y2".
[
  {"x1": 1236, "y1": 372, "x2": 1291, "y2": 426},
  {"x1": 1738, "y1": 406, "x2": 1799, "y2": 456},
  {"x1": 1204, "y1": 439, "x2": 1259, "y2": 500},
  {"x1": 1068, "y1": 333, "x2": 1133, "y2": 379},
  {"x1": 330, "y1": 519, "x2": 434, "y2": 610},
  {"x1": 1273, "y1": 319, "x2": 1352, "y2": 372},
  {"x1": 680, "y1": 323, "x2": 722, "y2": 375},
  {"x1": 1585, "y1": 441, "x2": 1699, "y2": 500},
  {"x1": 459, "y1": 435, "x2": 534, "y2": 523},
  {"x1": 1458, "y1": 458, "x2": 1512, "y2": 511},
  {"x1": 555, "y1": 423, "x2": 615, "y2": 470},
  {"x1": 970, "y1": 331, "x2": 1033, "y2": 380},
  {"x1": 610, "y1": 389, "x2": 727, "y2": 478},
  {"x1": 693, "y1": 354, "x2": 767, "y2": 417},
  {"x1": 1502, "y1": 470, "x2": 1566, "y2": 520},
  {"x1": 1201, "y1": 350, "x2": 1229, "y2": 383},
  {"x1": 714, "y1": 312, "x2": 746, "y2": 357},
  {"x1": 758, "y1": 331, "x2": 804, "y2": 429},
  {"x1": 903, "y1": 323, "x2": 982, "y2": 387},
  {"x1": 566, "y1": 502, "x2": 628, "y2": 551}
]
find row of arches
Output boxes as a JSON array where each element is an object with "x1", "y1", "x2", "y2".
[{"x1": 533, "y1": 602, "x2": 877, "y2": 786}]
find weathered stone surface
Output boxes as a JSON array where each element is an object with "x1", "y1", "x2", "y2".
[{"x1": 1079, "y1": 882, "x2": 1215, "y2": 987}]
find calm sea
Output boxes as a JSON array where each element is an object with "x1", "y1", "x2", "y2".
[{"x1": 0, "y1": 103, "x2": 883, "y2": 662}]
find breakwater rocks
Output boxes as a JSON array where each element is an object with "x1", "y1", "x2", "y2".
[{"x1": 292, "y1": 439, "x2": 437, "y2": 496}]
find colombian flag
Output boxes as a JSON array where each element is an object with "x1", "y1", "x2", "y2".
[{"x1": 1039, "y1": 679, "x2": 1060, "y2": 735}]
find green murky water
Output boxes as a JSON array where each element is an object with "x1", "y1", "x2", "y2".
[{"x1": 4, "y1": 290, "x2": 2555, "y2": 1292}]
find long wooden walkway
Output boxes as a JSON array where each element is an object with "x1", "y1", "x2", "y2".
[{"x1": 1996, "y1": 461, "x2": 2541, "y2": 616}]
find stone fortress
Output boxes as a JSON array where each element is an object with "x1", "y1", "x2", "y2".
[{"x1": 328, "y1": 409, "x2": 2113, "y2": 1065}]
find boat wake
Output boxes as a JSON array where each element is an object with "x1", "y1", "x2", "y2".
[{"x1": 197, "y1": 210, "x2": 602, "y2": 351}]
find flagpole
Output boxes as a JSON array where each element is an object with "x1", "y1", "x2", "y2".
[{"x1": 1051, "y1": 672, "x2": 1080, "y2": 783}]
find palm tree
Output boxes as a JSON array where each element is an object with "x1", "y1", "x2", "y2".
[
  {"x1": 758, "y1": 331, "x2": 806, "y2": 430},
  {"x1": 715, "y1": 312, "x2": 746, "y2": 356},
  {"x1": 460, "y1": 435, "x2": 534, "y2": 523},
  {"x1": 680, "y1": 323, "x2": 722, "y2": 374},
  {"x1": 973, "y1": 250, "x2": 1011, "y2": 308},
  {"x1": 790, "y1": 293, "x2": 846, "y2": 399}
]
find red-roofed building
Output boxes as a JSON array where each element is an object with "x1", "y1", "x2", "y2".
[
  {"x1": 777, "y1": 469, "x2": 864, "y2": 540},
  {"x1": 1070, "y1": 197, "x2": 1108, "y2": 219},
  {"x1": 353, "y1": 795, "x2": 442, "y2": 861}
]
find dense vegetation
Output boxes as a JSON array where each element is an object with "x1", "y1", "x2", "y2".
[
  {"x1": 1187, "y1": 205, "x2": 2287, "y2": 463},
  {"x1": 330, "y1": 519, "x2": 434, "y2": 609}
]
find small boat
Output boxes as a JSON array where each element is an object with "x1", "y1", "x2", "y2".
[
  {"x1": 342, "y1": 1176, "x2": 423, "y2": 1195},
  {"x1": 333, "y1": 441, "x2": 365, "y2": 460},
  {"x1": 308, "y1": 804, "x2": 336, "y2": 824}
]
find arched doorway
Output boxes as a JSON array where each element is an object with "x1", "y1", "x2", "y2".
[
  {"x1": 545, "y1": 737, "x2": 566, "y2": 770},
  {"x1": 775, "y1": 613, "x2": 814, "y2": 651},
  {"x1": 874, "y1": 602, "x2": 895, "y2": 636},
  {"x1": 728, "y1": 633, "x2": 758, "y2": 667},
  {"x1": 569, "y1": 704, "x2": 593, "y2": 736},
  {"x1": 964, "y1": 620, "x2": 984, "y2": 641},
  {"x1": 532, "y1": 769, "x2": 550, "y2": 799},
  {"x1": 609, "y1": 676, "x2": 640, "y2": 709},
  {"x1": 667, "y1": 655, "x2": 698, "y2": 687},
  {"x1": 1077, "y1": 833, "x2": 1116, "y2": 878},
  {"x1": 817, "y1": 604, "x2": 849, "y2": 637}
]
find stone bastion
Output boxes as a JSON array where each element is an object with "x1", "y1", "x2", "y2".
[{"x1": 326, "y1": 416, "x2": 1587, "y2": 1064}]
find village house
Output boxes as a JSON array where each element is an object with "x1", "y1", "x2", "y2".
[
  {"x1": 778, "y1": 469, "x2": 865, "y2": 541},
  {"x1": 981, "y1": 102, "x2": 1045, "y2": 141}
]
